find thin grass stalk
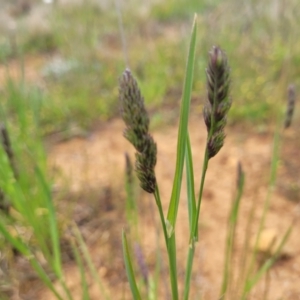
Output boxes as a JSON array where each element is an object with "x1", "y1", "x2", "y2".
[
  {"x1": 34, "y1": 166, "x2": 74, "y2": 300},
  {"x1": 0, "y1": 150, "x2": 53, "y2": 264},
  {"x1": 58, "y1": 278, "x2": 73, "y2": 300},
  {"x1": 71, "y1": 240, "x2": 90, "y2": 300},
  {"x1": 235, "y1": 195, "x2": 256, "y2": 299},
  {"x1": 244, "y1": 221, "x2": 293, "y2": 293},
  {"x1": 191, "y1": 149, "x2": 209, "y2": 241},
  {"x1": 262, "y1": 270, "x2": 270, "y2": 300},
  {"x1": 167, "y1": 234, "x2": 178, "y2": 300},
  {"x1": 134, "y1": 242, "x2": 149, "y2": 295},
  {"x1": 241, "y1": 123, "x2": 281, "y2": 299},
  {"x1": 0, "y1": 220, "x2": 64, "y2": 300},
  {"x1": 114, "y1": 0, "x2": 129, "y2": 68},
  {"x1": 72, "y1": 224, "x2": 110, "y2": 300},
  {"x1": 153, "y1": 187, "x2": 168, "y2": 250},
  {"x1": 220, "y1": 163, "x2": 245, "y2": 299},
  {"x1": 152, "y1": 239, "x2": 161, "y2": 300},
  {"x1": 183, "y1": 245, "x2": 195, "y2": 300},
  {"x1": 149, "y1": 197, "x2": 169, "y2": 300},
  {"x1": 154, "y1": 186, "x2": 178, "y2": 300},
  {"x1": 124, "y1": 153, "x2": 139, "y2": 240},
  {"x1": 29, "y1": 257, "x2": 65, "y2": 300},
  {"x1": 183, "y1": 133, "x2": 196, "y2": 300},
  {"x1": 34, "y1": 166, "x2": 62, "y2": 279},
  {"x1": 185, "y1": 134, "x2": 196, "y2": 230},
  {"x1": 122, "y1": 230, "x2": 142, "y2": 300},
  {"x1": 243, "y1": 84, "x2": 297, "y2": 298}
]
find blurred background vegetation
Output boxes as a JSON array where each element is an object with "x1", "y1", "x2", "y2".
[{"x1": 0, "y1": 0, "x2": 299, "y2": 134}]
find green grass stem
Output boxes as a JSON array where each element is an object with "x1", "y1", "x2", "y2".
[
  {"x1": 183, "y1": 133, "x2": 196, "y2": 300},
  {"x1": 73, "y1": 224, "x2": 110, "y2": 300},
  {"x1": 154, "y1": 186, "x2": 178, "y2": 300},
  {"x1": 220, "y1": 163, "x2": 245, "y2": 299},
  {"x1": 122, "y1": 230, "x2": 142, "y2": 300}
]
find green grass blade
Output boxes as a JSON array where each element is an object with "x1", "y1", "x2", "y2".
[
  {"x1": 72, "y1": 224, "x2": 110, "y2": 300},
  {"x1": 153, "y1": 186, "x2": 178, "y2": 299},
  {"x1": 183, "y1": 244, "x2": 195, "y2": 300},
  {"x1": 34, "y1": 165, "x2": 62, "y2": 278},
  {"x1": 183, "y1": 133, "x2": 196, "y2": 300},
  {"x1": 166, "y1": 14, "x2": 197, "y2": 234},
  {"x1": 0, "y1": 218, "x2": 31, "y2": 256},
  {"x1": 220, "y1": 163, "x2": 245, "y2": 299},
  {"x1": 244, "y1": 223, "x2": 293, "y2": 295},
  {"x1": 242, "y1": 124, "x2": 282, "y2": 297},
  {"x1": 122, "y1": 230, "x2": 142, "y2": 300},
  {"x1": 185, "y1": 133, "x2": 196, "y2": 231},
  {"x1": 167, "y1": 234, "x2": 179, "y2": 300},
  {"x1": 72, "y1": 240, "x2": 90, "y2": 300},
  {"x1": 0, "y1": 221, "x2": 64, "y2": 300},
  {"x1": 35, "y1": 166, "x2": 74, "y2": 300}
]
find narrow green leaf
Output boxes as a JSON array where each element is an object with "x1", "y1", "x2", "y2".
[
  {"x1": 0, "y1": 221, "x2": 64, "y2": 300},
  {"x1": 183, "y1": 245, "x2": 195, "y2": 300},
  {"x1": 183, "y1": 133, "x2": 197, "y2": 300},
  {"x1": 220, "y1": 163, "x2": 245, "y2": 298},
  {"x1": 186, "y1": 133, "x2": 196, "y2": 231},
  {"x1": 72, "y1": 224, "x2": 110, "y2": 300},
  {"x1": 167, "y1": 14, "x2": 197, "y2": 234},
  {"x1": 122, "y1": 230, "x2": 142, "y2": 300},
  {"x1": 245, "y1": 224, "x2": 293, "y2": 294},
  {"x1": 35, "y1": 166, "x2": 62, "y2": 278},
  {"x1": 0, "y1": 219, "x2": 30, "y2": 256},
  {"x1": 168, "y1": 234, "x2": 179, "y2": 300},
  {"x1": 72, "y1": 240, "x2": 90, "y2": 300}
]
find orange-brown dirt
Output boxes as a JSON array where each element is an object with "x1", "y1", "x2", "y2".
[{"x1": 34, "y1": 113, "x2": 300, "y2": 300}]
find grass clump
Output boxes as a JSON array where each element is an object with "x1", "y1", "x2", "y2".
[{"x1": 119, "y1": 14, "x2": 294, "y2": 300}]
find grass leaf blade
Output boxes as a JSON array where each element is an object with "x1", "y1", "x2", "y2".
[
  {"x1": 0, "y1": 221, "x2": 64, "y2": 300},
  {"x1": 122, "y1": 230, "x2": 142, "y2": 300},
  {"x1": 244, "y1": 223, "x2": 293, "y2": 295},
  {"x1": 166, "y1": 14, "x2": 197, "y2": 234},
  {"x1": 186, "y1": 133, "x2": 196, "y2": 231},
  {"x1": 34, "y1": 165, "x2": 62, "y2": 278}
]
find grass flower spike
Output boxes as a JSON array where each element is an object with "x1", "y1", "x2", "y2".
[
  {"x1": 284, "y1": 84, "x2": 296, "y2": 129},
  {"x1": 204, "y1": 46, "x2": 231, "y2": 158},
  {"x1": 119, "y1": 69, "x2": 157, "y2": 193}
]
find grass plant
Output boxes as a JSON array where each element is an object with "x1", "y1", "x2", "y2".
[
  {"x1": 119, "y1": 14, "x2": 295, "y2": 300},
  {"x1": 0, "y1": 75, "x2": 110, "y2": 299},
  {"x1": 0, "y1": 1, "x2": 298, "y2": 299}
]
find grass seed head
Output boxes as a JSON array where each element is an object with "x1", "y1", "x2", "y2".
[
  {"x1": 0, "y1": 124, "x2": 18, "y2": 179},
  {"x1": 119, "y1": 69, "x2": 157, "y2": 193},
  {"x1": 284, "y1": 84, "x2": 296, "y2": 129},
  {"x1": 207, "y1": 131, "x2": 225, "y2": 158},
  {"x1": 204, "y1": 46, "x2": 231, "y2": 159}
]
